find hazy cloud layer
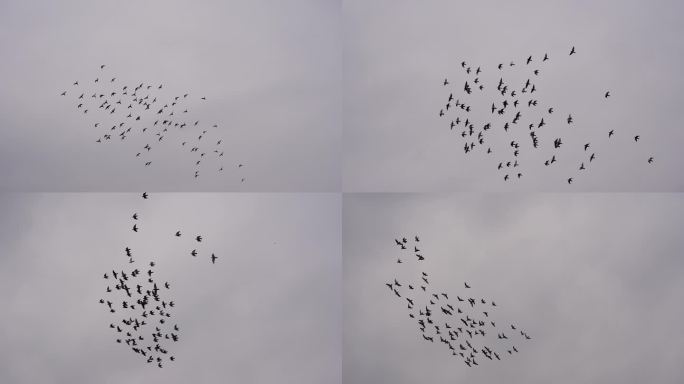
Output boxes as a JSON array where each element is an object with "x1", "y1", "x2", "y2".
[
  {"x1": 343, "y1": 0, "x2": 684, "y2": 191},
  {"x1": 0, "y1": 0, "x2": 341, "y2": 192},
  {"x1": 0, "y1": 193, "x2": 341, "y2": 383},
  {"x1": 343, "y1": 193, "x2": 684, "y2": 383}
]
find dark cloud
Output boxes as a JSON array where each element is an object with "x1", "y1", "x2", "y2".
[{"x1": 343, "y1": 193, "x2": 684, "y2": 383}]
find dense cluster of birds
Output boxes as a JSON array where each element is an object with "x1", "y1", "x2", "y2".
[
  {"x1": 386, "y1": 235, "x2": 531, "y2": 367},
  {"x1": 438, "y1": 46, "x2": 654, "y2": 185},
  {"x1": 98, "y1": 192, "x2": 219, "y2": 368},
  {"x1": 60, "y1": 65, "x2": 246, "y2": 181}
]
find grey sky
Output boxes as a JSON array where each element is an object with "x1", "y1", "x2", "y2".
[
  {"x1": 0, "y1": 193, "x2": 341, "y2": 383},
  {"x1": 344, "y1": 193, "x2": 684, "y2": 383},
  {"x1": 343, "y1": 0, "x2": 684, "y2": 191},
  {"x1": 0, "y1": 0, "x2": 340, "y2": 192}
]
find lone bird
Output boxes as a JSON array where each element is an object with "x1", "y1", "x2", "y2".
[{"x1": 211, "y1": 253, "x2": 218, "y2": 264}]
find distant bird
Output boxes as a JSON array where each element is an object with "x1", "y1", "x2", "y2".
[
  {"x1": 604, "y1": 91, "x2": 610, "y2": 98},
  {"x1": 608, "y1": 130, "x2": 614, "y2": 138},
  {"x1": 132, "y1": 224, "x2": 138, "y2": 232},
  {"x1": 142, "y1": 192, "x2": 148, "y2": 199},
  {"x1": 195, "y1": 235, "x2": 202, "y2": 242},
  {"x1": 569, "y1": 46, "x2": 576, "y2": 55},
  {"x1": 211, "y1": 253, "x2": 218, "y2": 264},
  {"x1": 634, "y1": 135, "x2": 640, "y2": 142},
  {"x1": 648, "y1": 157, "x2": 654, "y2": 164},
  {"x1": 175, "y1": 231, "x2": 181, "y2": 237},
  {"x1": 464, "y1": 282, "x2": 471, "y2": 288}
]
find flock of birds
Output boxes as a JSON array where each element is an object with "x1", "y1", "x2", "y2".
[
  {"x1": 60, "y1": 65, "x2": 246, "y2": 181},
  {"x1": 98, "y1": 192, "x2": 218, "y2": 368},
  {"x1": 386, "y1": 236, "x2": 531, "y2": 367},
  {"x1": 438, "y1": 46, "x2": 654, "y2": 184}
]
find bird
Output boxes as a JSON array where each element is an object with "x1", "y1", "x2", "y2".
[
  {"x1": 608, "y1": 130, "x2": 614, "y2": 138},
  {"x1": 142, "y1": 192, "x2": 148, "y2": 199},
  {"x1": 604, "y1": 91, "x2": 610, "y2": 98},
  {"x1": 175, "y1": 231, "x2": 181, "y2": 237},
  {"x1": 464, "y1": 282, "x2": 471, "y2": 288},
  {"x1": 568, "y1": 178, "x2": 573, "y2": 184},
  {"x1": 132, "y1": 224, "x2": 138, "y2": 232},
  {"x1": 634, "y1": 135, "x2": 640, "y2": 142},
  {"x1": 191, "y1": 249, "x2": 197, "y2": 257},
  {"x1": 648, "y1": 157, "x2": 654, "y2": 164},
  {"x1": 569, "y1": 46, "x2": 576, "y2": 55},
  {"x1": 195, "y1": 235, "x2": 202, "y2": 242},
  {"x1": 211, "y1": 254, "x2": 218, "y2": 264}
]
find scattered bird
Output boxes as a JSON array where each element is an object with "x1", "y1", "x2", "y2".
[
  {"x1": 436, "y1": 46, "x2": 653, "y2": 187},
  {"x1": 60, "y1": 65, "x2": 244, "y2": 182},
  {"x1": 387, "y1": 234, "x2": 532, "y2": 367}
]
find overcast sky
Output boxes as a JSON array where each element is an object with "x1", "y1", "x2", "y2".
[
  {"x1": 0, "y1": 0, "x2": 340, "y2": 192},
  {"x1": 343, "y1": 0, "x2": 684, "y2": 191},
  {"x1": 344, "y1": 193, "x2": 684, "y2": 383},
  {"x1": 0, "y1": 193, "x2": 340, "y2": 383}
]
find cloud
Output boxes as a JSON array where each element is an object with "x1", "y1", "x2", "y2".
[
  {"x1": 0, "y1": 193, "x2": 341, "y2": 383},
  {"x1": 343, "y1": 193, "x2": 684, "y2": 383},
  {"x1": 0, "y1": 0, "x2": 341, "y2": 191},
  {"x1": 342, "y1": 0, "x2": 684, "y2": 191}
]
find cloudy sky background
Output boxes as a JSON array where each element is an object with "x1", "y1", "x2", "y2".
[
  {"x1": 0, "y1": 0, "x2": 340, "y2": 192},
  {"x1": 343, "y1": 0, "x2": 684, "y2": 191},
  {"x1": 0, "y1": 193, "x2": 340, "y2": 383},
  {"x1": 344, "y1": 193, "x2": 684, "y2": 383}
]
